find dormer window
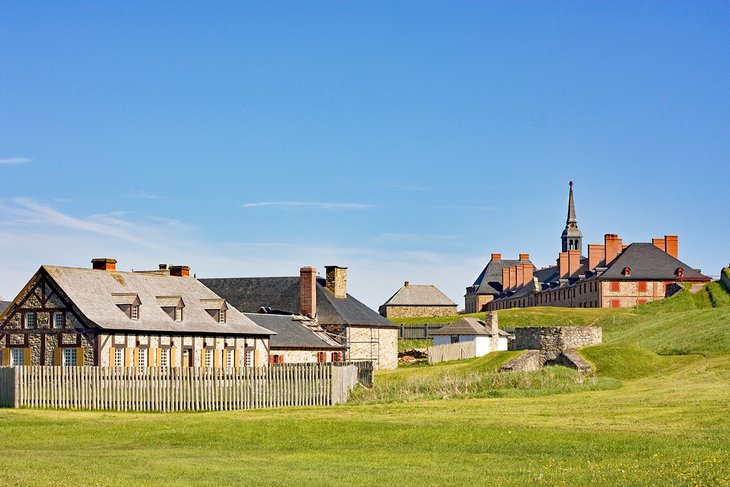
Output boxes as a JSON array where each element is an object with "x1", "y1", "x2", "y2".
[
  {"x1": 676, "y1": 267, "x2": 684, "y2": 278},
  {"x1": 622, "y1": 267, "x2": 631, "y2": 276},
  {"x1": 112, "y1": 293, "x2": 142, "y2": 320},
  {"x1": 157, "y1": 296, "x2": 185, "y2": 322},
  {"x1": 201, "y1": 298, "x2": 228, "y2": 324}
]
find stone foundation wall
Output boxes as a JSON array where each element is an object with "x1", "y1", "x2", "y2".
[
  {"x1": 381, "y1": 305, "x2": 457, "y2": 319},
  {"x1": 510, "y1": 326, "x2": 602, "y2": 361}
]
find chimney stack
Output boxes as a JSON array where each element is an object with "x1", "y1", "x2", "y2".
[
  {"x1": 519, "y1": 253, "x2": 530, "y2": 262},
  {"x1": 588, "y1": 244, "x2": 605, "y2": 270},
  {"x1": 92, "y1": 258, "x2": 117, "y2": 271},
  {"x1": 404, "y1": 281, "x2": 410, "y2": 287},
  {"x1": 325, "y1": 266, "x2": 348, "y2": 299},
  {"x1": 568, "y1": 250, "x2": 581, "y2": 276},
  {"x1": 491, "y1": 253, "x2": 502, "y2": 261},
  {"x1": 604, "y1": 234, "x2": 623, "y2": 265},
  {"x1": 652, "y1": 238, "x2": 665, "y2": 252},
  {"x1": 523, "y1": 262, "x2": 534, "y2": 285},
  {"x1": 169, "y1": 265, "x2": 190, "y2": 277},
  {"x1": 299, "y1": 266, "x2": 317, "y2": 317},
  {"x1": 516, "y1": 264, "x2": 525, "y2": 288},
  {"x1": 509, "y1": 266, "x2": 518, "y2": 291},
  {"x1": 558, "y1": 252, "x2": 569, "y2": 278},
  {"x1": 665, "y1": 235, "x2": 678, "y2": 259},
  {"x1": 501, "y1": 267, "x2": 511, "y2": 292}
]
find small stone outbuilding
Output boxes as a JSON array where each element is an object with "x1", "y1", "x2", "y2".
[{"x1": 379, "y1": 282, "x2": 457, "y2": 319}]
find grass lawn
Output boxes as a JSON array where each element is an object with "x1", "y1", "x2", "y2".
[{"x1": 2, "y1": 286, "x2": 730, "y2": 485}]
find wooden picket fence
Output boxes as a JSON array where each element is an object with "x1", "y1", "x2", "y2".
[
  {"x1": 0, "y1": 364, "x2": 359, "y2": 412},
  {"x1": 427, "y1": 341, "x2": 476, "y2": 365}
]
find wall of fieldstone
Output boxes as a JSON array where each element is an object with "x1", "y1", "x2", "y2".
[
  {"x1": 510, "y1": 326, "x2": 602, "y2": 360},
  {"x1": 380, "y1": 305, "x2": 457, "y2": 319}
]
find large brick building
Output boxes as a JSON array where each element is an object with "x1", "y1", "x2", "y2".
[{"x1": 468, "y1": 182, "x2": 710, "y2": 311}]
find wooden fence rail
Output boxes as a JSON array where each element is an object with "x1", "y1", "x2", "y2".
[
  {"x1": 398, "y1": 324, "x2": 444, "y2": 340},
  {"x1": 0, "y1": 364, "x2": 359, "y2": 412},
  {"x1": 427, "y1": 341, "x2": 477, "y2": 365}
]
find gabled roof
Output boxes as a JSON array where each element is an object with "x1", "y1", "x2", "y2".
[
  {"x1": 200, "y1": 276, "x2": 396, "y2": 328},
  {"x1": 431, "y1": 317, "x2": 492, "y2": 336},
  {"x1": 244, "y1": 313, "x2": 345, "y2": 350},
  {"x1": 470, "y1": 259, "x2": 526, "y2": 295},
  {"x1": 40, "y1": 266, "x2": 272, "y2": 336},
  {"x1": 381, "y1": 284, "x2": 456, "y2": 307},
  {"x1": 598, "y1": 243, "x2": 709, "y2": 281}
]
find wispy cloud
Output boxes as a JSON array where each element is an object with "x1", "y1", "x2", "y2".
[
  {"x1": 0, "y1": 157, "x2": 32, "y2": 165},
  {"x1": 241, "y1": 201, "x2": 373, "y2": 210}
]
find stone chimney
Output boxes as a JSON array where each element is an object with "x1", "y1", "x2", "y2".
[
  {"x1": 299, "y1": 266, "x2": 317, "y2": 317},
  {"x1": 169, "y1": 265, "x2": 190, "y2": 277},
  {"x1": 92, "y1": 258, "x2": 117, "y2": 271},
  {"x1": 325, "y1": 266, "x2": 348, "y2": 299},
  {"x1": 491, "y1": 253, "x2": 502, "y2": 261},
  {"x1": 604, "y1": 234, "x2": 623, "y2": 265},
  {"x1": 588, "y1": 244, "x2": 605, "y2": 270},
  {"x1": 485, "y1": 312, "x2": 499, "y2": 351},
  {"x1": 665, "y1": 235, "x2": 678, "y2": 259}
]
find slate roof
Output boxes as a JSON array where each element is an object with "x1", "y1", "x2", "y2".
[
  {"x1": 40, "y1": 266, "x2": 273, "y2": 336},
  {"x1": 0, "y1": 301, "x2": 10, "y2": 315},
  {"x1": 201, "y1": 277, "x2": 397, "y2": 328},
  {"x1": 431, "y1": 317, "x2": 492, "y2": 336},
  {"x1": 470, "y1": 259, "x2": 525, "y2": 295},
  {"x1": 598, "y1": 243, "x2": 709, "y2": 281},
  {"x1": 244, "y1": 313, "x2": 345, "y2": 350},
  {"x1": 381, "y1": 284, "x2": 456, "y2": 307}
]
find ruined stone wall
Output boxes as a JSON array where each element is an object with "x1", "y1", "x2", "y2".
[
  {"x1": 510, "y1": 326, "x2": 602, "y2": 360},
  {"x1": 382, "y1": 305, "x2": 457, "y2": 319}
]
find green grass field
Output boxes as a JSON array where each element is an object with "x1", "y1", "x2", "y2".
[{"x1": 2, "y1": 285, "x2": 730, "y2": 485}]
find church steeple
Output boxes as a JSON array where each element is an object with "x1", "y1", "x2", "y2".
[{"x1": 561, "y1": 181, "x2": 583, "y2": 253}]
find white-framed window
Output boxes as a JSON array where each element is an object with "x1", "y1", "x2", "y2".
[
  {"x1": 130, "y1": 305, "x2": 139, "y2": 320},
  {"x1": 225, "y1": 349, "x2": 233, "y2": 368},
  {"x1": 24, "y1": 313, "x2": 36, "y2": 329},
  {"x1": 174, "y1": 307, "x2": 183, "y2": 322},
  {"x1": 205, "y1": 349, "x2": 214, "y2": 368},
  {"x1": 63, "y1": 348, "x2": 77, "y2": 366},
  {"x1": 53, "y1": 312, "x2": 64, "y2": 329},
  {"x1": 218, "y1": 309, "x2": 226, "y2": 324},
  {"x1": 159, "y1": 348, "x2": 169, "y2": 368},
  {"x1": 137, "y1": 349, "x2": 147, "y2": 368},
  {"x1": 11, "y1": 348, "x2": 25, "y2": 366},
  {"x1": 114, "y1": 348, "x2": 124, "y2": 367},
  {"x1": 244, "y1": 348, "x2": 254, "y2": 368}
]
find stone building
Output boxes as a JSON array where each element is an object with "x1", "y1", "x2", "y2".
[
  {"x1": 0, "y1": 259, "x2": 272, "y2": 368},
  {"x1": 379, "y1": 282, "x2": 457, "y2": 319},
  {"x1": 201, "y1": 266, "x2": 399, "y2": 369},
  {"x1": 470, "y1": 182, "x2": 710, "y2": 311}
]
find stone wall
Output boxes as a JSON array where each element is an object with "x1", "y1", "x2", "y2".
[
  {"x1": 510, "y1": 326, "x2": 602, "y2": 360},
  {"x1": 464, "y1": 294, "x2": 493, "y2": 314},
  {"x1": 343, "y1": 325, "x2": 398, "y2": 370},
  {"x1": 381, "y1": 305, "x2": 457, "y2": 319}
]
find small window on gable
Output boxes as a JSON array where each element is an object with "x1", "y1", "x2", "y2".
[
  {"x1": 24, "y1": 313, "x2": 36, "y2": 329},
  {"x1": 112, "y1": 293, "x2": 141, "y2": 320},
  {"x1": 201, "y1": 298, "x2": 228, "y2": 324},
  {"x1": 130, "y1": 305, "x2": 139, "y2": 320},
  {"x1": 675, "y1": 267, "x2": 684, "y2": 278}
]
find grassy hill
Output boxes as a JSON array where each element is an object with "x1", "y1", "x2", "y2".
[{"x1": 1, "y1": 284, "x2": 729, "y2": 485}]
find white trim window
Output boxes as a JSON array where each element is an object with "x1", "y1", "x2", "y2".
[
  {"x1": 225, "y1": 349, "x2": 233, "y2": 368},
  {"x1": 244, "y1": 348, "x2": 254, "y2": 368},
  {"x1": 130, "y1": 305, "x2": 139, "y2": 320},
  {"x1": 24, "y1": 313, "x2": 36, "y2": 329},
  {"x1": 114, "y1": 348, "x2": 124, "y2": 367},
  {"x1": 174, "y1": 307, "x2": 183, "y2": 322},
  {"x1": 53, "y1": 312, "x2": 64, "y2": 329},
  {"x1": 159, "y1": 348, "x2": 169, "y2": 368},
  {"x1": 11, "y1": 349, "x2": 25, "y2": 366},
  {"x1": 218, "y1": 309, "x2": 226, "y2": 324},
  {"x1": 62, "y1": 348, "x2": 77, "y2": 367},
  {"x1": 137, "y1": 349, "x2": 148, "y2": 368},
  {"x1": 205, "y1": 349, "x2": 214, "y2": 368}
]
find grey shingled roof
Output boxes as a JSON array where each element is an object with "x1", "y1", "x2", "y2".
[
  {"x1": 200, "y1": 276, "x2": 397, "y2": 328},
  {"x1": 245, "y1": 313, "x2": 345, "y2": 350},
  {"x1": 599, "y1": 243, "x2": 709, "y2": 281},
  {"x1": 471, "y1": 259, "x2": 528, "y2": 295},
  {"x1": 0, "y1": 301, "x2": 10, "y2": 315},
  {"x1": 431, "y1": 317, "x2": 493, "y2": 336},
  {"x1": 381, "y1": 284, "x2": 456, "y2": 307},
  {"x1": 42, "y1": 266, "x2": 273, "y2": 336}
]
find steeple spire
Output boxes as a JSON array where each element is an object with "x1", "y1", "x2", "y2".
[{"x1": 561, "y1": 181, "x2": 583, "y2": 253}]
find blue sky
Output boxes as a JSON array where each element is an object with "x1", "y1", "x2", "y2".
[{"x1": 1, "y1": 1, "x2": 729, "y2": 309}]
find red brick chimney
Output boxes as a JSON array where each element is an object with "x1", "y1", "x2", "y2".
[
  {"x1": 502, "y1": 267, "x2": 511, "y2": 291},
  {"x1": 92, "y1": 258, "x2": 117, "y2": 271},
  {"x1": 568, "y1": 249, "x2": 581, "y2": 277},
  {"x1": 516, "y1": 264, "x2": 525, "y2": 288},
  {"x1": 588, "y1": 244, "x2": 605, "y2": 270},
  {"x1": 665, "y1": 235, "x2": 678, "y2": 259},
  {"x1": 558, "y1": 252, "x2": 569, "y2": 278},
  {"x1": 491, "y1": 253, "x2": 502, "y2": 261},
  {"x1": 169, "y1": 265, "x2": 190, "y2": 277},
  {"x1": 523, "y1": 262, "x2": 534, "y2": 285},
  {"x1": 519, "y1": 253, "x2": 530, "y2": 262},
  {"x1": 604, "y1": 234, "x2": 623, "y2": 265},
  {"x1": 652, "y1": 238, "x2": 665, "y2": 251},
  {"x1": 509, "y1": 266, "x2": 517, "y2": 291},
  {"x1": 300, "y1": 266, "x2": 317, "y2": 317}
]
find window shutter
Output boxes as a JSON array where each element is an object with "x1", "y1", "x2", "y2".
[
  {"x1": 0, "y1": 349, "x2": 9, "y2": 366},
  {"x1": 125, "y1": 348, "x2": 131, "y2": 368},
  {"x1": 24, "y1": 348, "x2": 31, "y2": 366},
  {"x1": 76, "y1": 347, "x2": 84, "y2": 366},
  {"x1": 170, "y1": 346, "x2": 177, "y2": 367},
  {"x1": 133, "y1": 348, "x2": 139, "y2": 368},
  {"x1": 148, "y1": 348, "x2": 156, "y2": 368},
  {"x1": 233, "y1": 349, "x2": 240, "y2": 369},
  {"x1": 109, "y1": 347, "x2": 115, "y2": 368},
  {"x1": 155, "y1": 348, "x2": 162, "y2": 367},
  {"x1": 213, "y1": 349, "x2": 220, "y2": 368},
  {"x1": 53, "y1": 348, "x2": 61, "y2": 366},
  {"x1": 200, "y1": 349, "x2": 206, "y2": 369},
  {"x1": 279, "y1": 354, "x2": 284, "y2": 364},
  {"x1": 253, "y1": 349, "x2": 260, "y2": 368}
]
